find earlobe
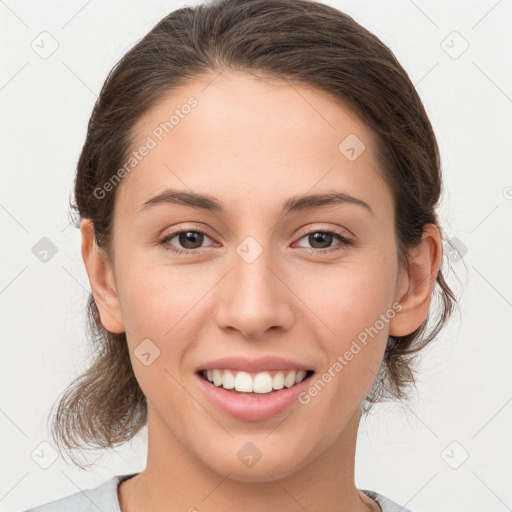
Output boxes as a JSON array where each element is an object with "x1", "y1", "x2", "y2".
[
  {"x1": 80, "y1": 219, "x2": 125, "y2": 334},
  {"x1": 389, "y1": 224, "x2": 442, "y2": 337}
]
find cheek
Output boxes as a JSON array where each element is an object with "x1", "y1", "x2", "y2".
[
  {"x1": 299, "y1": 270, "x2": 393, "y2": 414},
  {"x1": 302, "y1": 259, "x2": 397, "y2": 337},
  {"x1": 116, "y1": 258, "x2": 213, "y2": 391},
  {"x1": 298, "y1": 254, "x2": 397, "y2": 399},
  {"x1": 116, "y1": 261, "x2": 202, "y2": 407},
  {"x1": 115, "y1": 252, "x2": 207, "y2": 335}
]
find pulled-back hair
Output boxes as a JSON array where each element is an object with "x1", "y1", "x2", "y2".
[{"x1": 48, "y1": 0, "x2": 458, "y2": 467}]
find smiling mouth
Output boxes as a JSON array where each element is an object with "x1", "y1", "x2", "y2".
[{"x1": 197, "y1": 369, "x2": 315, "y2": 395}]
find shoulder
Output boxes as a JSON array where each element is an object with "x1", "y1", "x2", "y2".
[
  {"x1": 20, "y1": 473, "x2": 136, "y2": 512},
  {"x1": 361, "y1": 488, "x2": 415, "y2": 512}
]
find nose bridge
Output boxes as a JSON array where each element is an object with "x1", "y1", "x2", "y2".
[
  {"x1": 214, "y1": 232, "x2": 294, "y2": 338},
  {"x1": 234, "y1": 236, "x2": 276, "y2": 299}
]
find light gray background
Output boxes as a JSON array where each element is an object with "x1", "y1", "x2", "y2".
[{"x1": 1, "y1": 1, "x2": 511, "y2": 511}]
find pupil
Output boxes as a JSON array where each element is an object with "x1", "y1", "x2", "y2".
[
  {"x1": 310, "y1": 232, "x2": 332, "y2": 249},
  {"x1": 180, "y1": 231, "x2": 203, "y2": 249}
]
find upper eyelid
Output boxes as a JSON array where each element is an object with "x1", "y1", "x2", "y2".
[
  {"x1": 160, "y1": 223, "x2": 353, "y2": 246},
  {"x1": 295, "y1": 224, "x2": 353, "y2": 239}
]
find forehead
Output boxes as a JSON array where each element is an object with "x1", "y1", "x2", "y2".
[{"x1": 114, "y1": 69, "x2": 391, "y2": 221}]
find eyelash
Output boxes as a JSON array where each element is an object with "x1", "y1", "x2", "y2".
[{"x1": 157, "y1": 226, "x2": 354, "y2": 256}]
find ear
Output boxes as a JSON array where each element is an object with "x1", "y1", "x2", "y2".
[
  {"x1": 389, "y1": 224, "x2": 442, "y2": 337},
  {"x1": 80, "y1": 219, "x2": 125, "y2": 334}
]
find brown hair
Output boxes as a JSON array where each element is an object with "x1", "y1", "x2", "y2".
[{"x1": 48, "y1": 0, "x2": 458, "y2": 467}]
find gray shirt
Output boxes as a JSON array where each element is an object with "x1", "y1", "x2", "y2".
[{"x1": 21, "y1": 473, "x2": 414, "y2": 512}]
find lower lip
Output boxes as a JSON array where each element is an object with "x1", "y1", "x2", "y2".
[{"x1": 196, "y1": 372, "x2": 314, "y2": 422}]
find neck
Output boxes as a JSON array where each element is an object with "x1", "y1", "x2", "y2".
[{"x1": 118, "y1": 405, "x2": 379, "y2": 512}]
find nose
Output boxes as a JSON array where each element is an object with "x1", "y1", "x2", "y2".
[{"x1": 213, "y1": 243, "x2": 295, "y2": 339}]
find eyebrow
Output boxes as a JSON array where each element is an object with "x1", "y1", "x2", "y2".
[{"x1": 138, "y1": 188, "x2": 374, "y2": 216}]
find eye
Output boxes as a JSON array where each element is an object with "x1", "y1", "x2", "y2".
[
  {"x1": 294, "y1": 228, "x2": 354, "y2": 255},
  {"x1": 158, "y1": 228, "x2": 215, "y2": 254},
  {"x1": 158, "y1": 226, "x2": 354, "y2": 256}
]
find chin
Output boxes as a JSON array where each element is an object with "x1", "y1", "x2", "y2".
[{"x1": 202, "y1": 449, "x2": 307, "y2": 483}]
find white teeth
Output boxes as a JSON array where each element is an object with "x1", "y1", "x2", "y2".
[
  {"x1": 253, "y1": 372, "x2": 273, "y2": 393},
  {"x1": 234, "y1": 371, "x2": 253, "y2": 392},
  {"x1": 203, "y1": 369, "x2": 310, "y2": 393},
  {"x1": 212, "y1": 369, "x2": 223, "y2": 387},
  {"x1": 222, "y1": 369, "x2": 235, "y2": 389},
  {"x1": 284, "y1": 370, "x2": 296, "y2": 388},
  {"x1": 272, "y1": 371, "x2": 285, "y2": 390},
  {"x1": 296, "y1": 369, "x2": 307, "y2": 384}
]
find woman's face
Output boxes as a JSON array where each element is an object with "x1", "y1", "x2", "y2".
[{"x1": 89, "y1": 70, "x2": 414, "y2": 481}]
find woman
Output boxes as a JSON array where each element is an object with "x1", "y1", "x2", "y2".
[{"x1": 23, "y1": 0, "x2": 456, "y2": 510}]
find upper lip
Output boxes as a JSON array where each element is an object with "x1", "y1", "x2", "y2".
[{"x1": 197, "y1": 356, "x2": 313, "y2": 373}]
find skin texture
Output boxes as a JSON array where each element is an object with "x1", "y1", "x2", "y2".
[{"x1": 81, "y1": 70, "x2": 441, "y2": 512}]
